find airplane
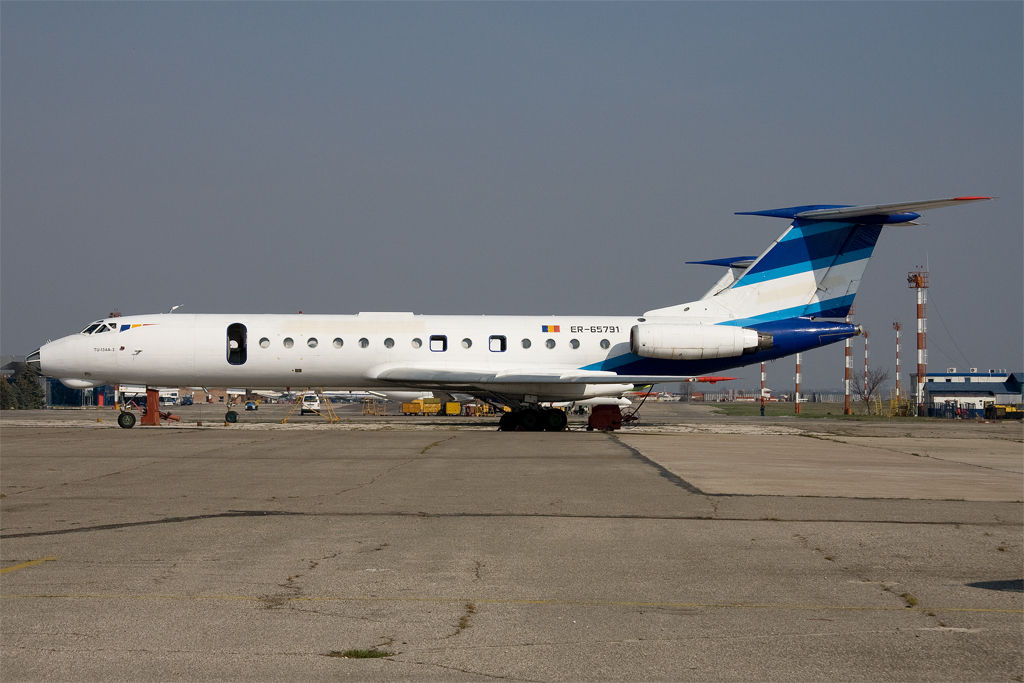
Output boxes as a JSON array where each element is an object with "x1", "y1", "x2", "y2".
[{"x1": 26, "y1": 196, "x2": 990, "y2": 431}]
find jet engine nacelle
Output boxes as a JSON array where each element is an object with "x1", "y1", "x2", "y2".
[{"x1": 630, "y1": 324, "x2": 771, "y2": 360}]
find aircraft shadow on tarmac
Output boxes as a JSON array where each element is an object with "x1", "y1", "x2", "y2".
[{"x1": 965, "y1": 579, "x2": 1024, "y2": 593}]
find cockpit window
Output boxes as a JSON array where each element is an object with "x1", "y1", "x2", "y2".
[{"x1": 80, "y1": 321, "x2": 118, "y2": 334}]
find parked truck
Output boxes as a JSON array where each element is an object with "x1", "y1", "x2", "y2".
[{"x1": 402, "y1": 399, "x2": 443, "y2": 416}]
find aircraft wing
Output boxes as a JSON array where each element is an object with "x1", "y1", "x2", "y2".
[{"x1": 369, "y1": 364, "x2": 712, "y2": 385}]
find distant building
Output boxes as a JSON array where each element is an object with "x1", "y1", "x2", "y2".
[
  {"x1": 910, "y1": 368, "x2": 1023, "y2": 417},
  {"x1": 1, "y1": 357, "x2": 25, "y2": 380}
]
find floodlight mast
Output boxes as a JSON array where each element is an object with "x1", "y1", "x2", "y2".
[{"x1": 908, "y1": 269, "x2": 929, "y2": 416}]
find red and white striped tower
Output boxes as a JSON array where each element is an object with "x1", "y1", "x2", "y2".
[
  {"x1": 760, "y1": 362, "x2": 766, "y2": 397},
  {"x1": 844, "y1": 308, "x2": 853, "y2": 415},
  {"x1": 893, "y1": 321, "x2": 902, "y2": 400},
  {"x1": 908, "y1": 270, "x2": 929, "y2": 415},
  {"x1": 794, "y1": 353, "x2": 802, "y2": 415}
]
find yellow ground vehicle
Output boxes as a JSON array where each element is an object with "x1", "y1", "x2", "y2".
[
  {"x1": 984, "y1": 402, "x2": 1023, "y2": 419},
  {"x1": 401, "y1": 399, "x2": 442, "y2": 415}
]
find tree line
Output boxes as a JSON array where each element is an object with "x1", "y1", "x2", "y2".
[{"x1": 1, "y1": 365, "x2": 46, "y2": 409}]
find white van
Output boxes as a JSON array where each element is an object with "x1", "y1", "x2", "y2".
[{"x1": 300, "y1": 394, "x2": 320, "y2": 415}]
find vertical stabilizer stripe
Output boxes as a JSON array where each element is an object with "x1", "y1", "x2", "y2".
[
  {"x1": 733, "y1": 250, "x2": 873, "y2": 287},
  {"x1": 737, "y1": 223, "x2": 882, "y2": 285}
]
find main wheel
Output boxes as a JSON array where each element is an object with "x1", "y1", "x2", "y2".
[
  {"x1": 498, "y1": 411, "x2": 518, "y2": 431},
  {"x1": 518, "y1": 408, "x2": 542, "y2": 432},
  {"x1": 542, "y1": 408, "x2": 568, "y2": 432},
  {"x1": 117, "y1": 412, "x2": 136, "y2": 429}
]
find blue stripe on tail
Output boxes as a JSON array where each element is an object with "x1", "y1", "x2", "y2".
[{"x1": 733, "y1": 222, "x2": 883, "y2": 288}]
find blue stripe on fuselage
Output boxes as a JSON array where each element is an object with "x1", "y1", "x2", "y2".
[{"x1": 716, "y1": 294, "x2": 857, "y2": 326}]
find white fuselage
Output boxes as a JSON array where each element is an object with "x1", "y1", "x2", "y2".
[{"x1": 36, "y1": 312, "x2": 642, "y2": 402}]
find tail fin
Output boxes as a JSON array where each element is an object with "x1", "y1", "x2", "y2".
[
  {"x1": 647, "y1": 197, "x2": 990, "y2": 324},
  {"x1": 715, "y1": 214, "x2": 885, "y2": 325}
]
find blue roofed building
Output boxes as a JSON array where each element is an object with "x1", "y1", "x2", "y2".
[{"x1": 911, "y1": 368, "x2": 1023, "y2": 417}]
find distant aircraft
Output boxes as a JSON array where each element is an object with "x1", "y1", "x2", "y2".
[{"x1": 27, "y1": 196, "x2": 990, "y2": 431}]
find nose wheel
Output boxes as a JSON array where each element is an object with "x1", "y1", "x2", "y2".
[{"x1": 117, "y1": 411, "x2": 137, "y2": 429}]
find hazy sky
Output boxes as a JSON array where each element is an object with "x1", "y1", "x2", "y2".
[{"x1": 2, "y1": 1, "x2": 1021, "y2": 390}]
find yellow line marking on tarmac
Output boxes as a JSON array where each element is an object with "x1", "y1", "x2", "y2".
[
  {"x1": 0, "y1": 556, "x2": 57, "y2": 574},
  {"x1": 0, "y1": 592, "x2": 1020, "y2": 614}
]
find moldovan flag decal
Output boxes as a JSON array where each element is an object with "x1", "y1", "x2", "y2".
[{"x1": 541, "y1": 324, "x2": 560, "y2": 333}]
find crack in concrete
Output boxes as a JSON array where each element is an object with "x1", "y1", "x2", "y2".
[
  {"x1": 0, "y1": 510, "x2": 294, "y2": 539},
  {"x1": 793, "y1": 532, "x2": 954, "y2": 630},
  {"x1": 5, "y1": 506, "x2": 1017, "y2": 539},
  {"x1": 400, "y1": 657, "x2": 540, "y2": 682},
  {"x1": 443, "y1": 601, "x2": 477, "y2": 638},
  {"x1": 321, "y1": 436, "x2": 458, "y2": 499},
  {"x1": 821, "y1": 435, "x2": 1023, "y2": 475}
]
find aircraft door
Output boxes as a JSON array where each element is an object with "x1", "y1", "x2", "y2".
[{"x1": 227, "y1": 323, "x2": 247, "y2": 365}]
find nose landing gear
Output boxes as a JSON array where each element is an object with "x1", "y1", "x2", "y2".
[{"x1": 115, "y1": 388, "x2": 181, "y2": 428}]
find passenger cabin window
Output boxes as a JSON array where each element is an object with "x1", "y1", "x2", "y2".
[
  {"x1": 226, "y1": 323, "x2": 247, "y2": 365},
  {"x1": 430, "y1": 335, "x2": 447, "y2": 352},
  {"x1": 489, "y1": 335, "x2": 507, "y2": 352}
]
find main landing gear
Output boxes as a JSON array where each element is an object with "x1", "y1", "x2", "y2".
[{"x1": 498, "y1": 407, "x2": 568, "y2": 432}]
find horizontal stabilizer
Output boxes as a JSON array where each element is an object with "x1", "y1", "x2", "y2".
[
  {"x1": 686, "y1": 256, "x2": 758, "y2": 268},
  {"x1": 737, "y1": 196, "x2": 991, "y2": 224},
  {"x1": 794, "y1": 196, "x2": 991, "y2": 220}
]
